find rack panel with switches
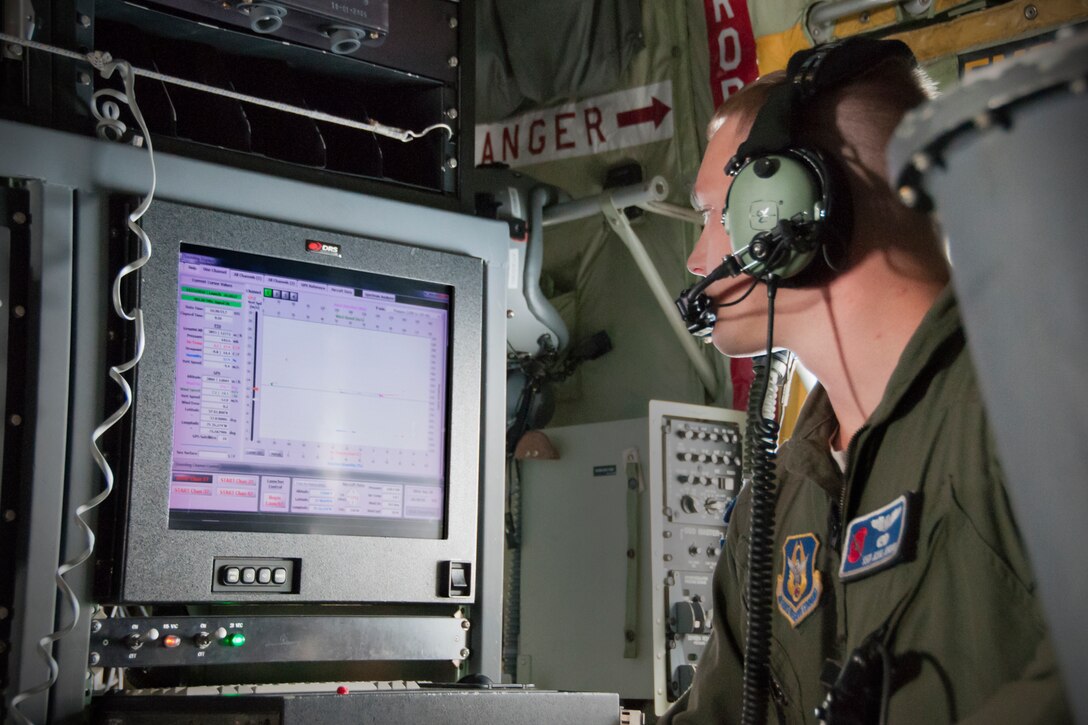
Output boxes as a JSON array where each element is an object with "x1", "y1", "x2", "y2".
[
  {"x1": 653, "y1": 405, "x2": 744, "y2": 701},
  {"x1": 89, "y1": 615, "x2": 469, "y2": 668}
]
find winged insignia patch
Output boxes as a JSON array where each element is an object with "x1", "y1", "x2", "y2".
[{"x1": 839, "y1": 494, "x2": 915, "y2": 582}]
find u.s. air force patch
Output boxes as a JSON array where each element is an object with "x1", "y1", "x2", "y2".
[{"x1": 776, "y1": 533, "x2": 822, "y2": 627}]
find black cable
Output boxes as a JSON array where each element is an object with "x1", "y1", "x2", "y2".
[
  {"x1": 720, "y1": 230, "x2": 793, "y2": 314},
  {"x1": 878, "y1": 640, "x2": 892, "y2": 725},
  {"x1": 505, "y1": 376, "x2": 534, "y2": 455},
  {"x1": 740, "y1": 279, "x2": 781, "y2": 725},
  {"x1": 716, "y1": 277, "x2": 762, "y2": 309}
]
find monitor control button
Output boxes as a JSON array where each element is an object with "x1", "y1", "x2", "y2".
[
  {"x1": 257, "y1": 568, "x2": 272, "y2": 584},
  {"x1": 273, "y1": 568, "x2": 288, "y2": 584},
  {"x1": 223, "y1": 567, "x2": 241, "y2": 584},
  {"x1": 241, "y1": 567, "x2": 257, "y2": 584}
]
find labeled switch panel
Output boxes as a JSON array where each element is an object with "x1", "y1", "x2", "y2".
[
  {"x1": 88, "y1": 615, "x2": 469, "y2": 668},
  {"x1": 665, "y1": 573, "x2": 716, "y2": 699},
  {"x1": 653, "y1": 408, "x2": 744, "y2": 703},
  {"x1": 663, "y1": 418, "x2": 742, "y2": 528}
]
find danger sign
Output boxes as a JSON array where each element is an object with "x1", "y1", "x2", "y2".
[
  {"x1": 475, "y1": 81, "x2": 674, "y2": 168},
  {"x1": 703, "y1": 0, "x2": 758, "y2": 106}
]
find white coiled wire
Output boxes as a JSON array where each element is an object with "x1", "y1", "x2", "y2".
[
  {"x1": 0, "y1": 29, "x2": 453, "y2": 723},
  {"x1": 9, "y1": 57, "x2": 155, "y2": 725}
]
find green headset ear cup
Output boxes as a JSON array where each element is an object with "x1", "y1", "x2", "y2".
[{"x1": 723, "y1": 152, "x2": 825, "y2": 279}]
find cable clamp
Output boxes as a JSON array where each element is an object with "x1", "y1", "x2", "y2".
[{"x1": 86, "y1": 49, "x2": 114, "y2": 73}]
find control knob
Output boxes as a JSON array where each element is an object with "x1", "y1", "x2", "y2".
[
  {"x1": 671, "y1": 600, "x2": 707, "y2": 635},
  {"x1": 705, "y1": 498, "x2": 727, "y2": 515}
]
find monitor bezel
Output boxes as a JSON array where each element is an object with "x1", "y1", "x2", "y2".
[{"x1": 116, "y1": 200, "x2": 483, "y2": 604}]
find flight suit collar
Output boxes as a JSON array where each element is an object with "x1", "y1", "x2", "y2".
[{"x1": 781, "y1": 387, "x2": 840, "y2": 497}]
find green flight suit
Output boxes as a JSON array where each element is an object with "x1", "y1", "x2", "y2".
[{"x1": 661, "y1": 288, "x2": 1071, "y2": 724}]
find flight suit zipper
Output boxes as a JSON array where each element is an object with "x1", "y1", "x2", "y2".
[
  {"x1": 769, "y1": 671, "x2": 789, "y2": 721},
  {"x1": 830, "y1": 483, "x2": 847, "y2": 550},
  {"x1": 830, "y1": 426, "x2": 866, "y2": 551}
]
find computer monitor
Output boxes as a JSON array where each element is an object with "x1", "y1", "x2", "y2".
[
  {"x1": 169, "y1": 243, "x2": 450, "y2": 540},
  {"x1": 107, "y1": 200, "x2": 485, "y2": 604}
]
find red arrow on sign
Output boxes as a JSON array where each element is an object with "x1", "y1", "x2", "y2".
[{"x1": 616, "y1": 97, "x2": 672, "y2": 129}]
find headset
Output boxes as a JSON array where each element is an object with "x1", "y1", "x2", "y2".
[{"x1": 675, "y1": 37, "x2": 916, "y2": 338}]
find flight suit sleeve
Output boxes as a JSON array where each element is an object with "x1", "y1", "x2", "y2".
[
  {"x1": 658, "y1": 493, "x2": 751, "y2": 725},
  {"x1": 956, "y1": 638, "x2": 1072, "y2": 725}
]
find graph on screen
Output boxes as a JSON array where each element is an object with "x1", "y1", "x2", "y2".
[
  {"x1": 256, "y1": 315, "x2": 434, "y2": 451},
  {"x1": 168, "y1": 244, "x2": 452, "y2": 536}
]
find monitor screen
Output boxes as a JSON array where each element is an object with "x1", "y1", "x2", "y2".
[
  {"x1": 168, "y1": 244, "x2": 452, "y2": 539},
  {"x1": 113, "y1": 198, "x2": 494, "y2": 604}
]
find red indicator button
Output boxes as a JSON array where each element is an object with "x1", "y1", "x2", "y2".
[
  {"x1": 336, "y1": 686, "x2": 349, "y2": 696},
  {"x1": 163, "y1": 634, "x2": 182, "y2": 648},
  {"x1": 306, "y1": 241, "x2": 323, "y2": 251}
]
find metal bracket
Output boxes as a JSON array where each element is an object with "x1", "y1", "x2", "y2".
[
  {"x1": 542, "y1": 176, "x2": 719, "y2": 399},
  {"x1": 623, "y1": 448, "x2": 644, "y2": 659},
  {"x1": 807, "y1": 0, "x2": 932, "y2": 43},
  {"x1": 2, "y1": 0, "x2": 35, "y2": 60},
  {"x1": 0, "y1": 222, "x2": 9, "y2": 491},
  {"x1": 598, "y1": 184, "x2": 719, "y2": 399}
]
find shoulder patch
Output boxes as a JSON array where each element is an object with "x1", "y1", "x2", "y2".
[
  {"x1": 839, "y1": 494, "x2": 914, "y2": 582},
  {"x1": 776, "y1": 533, "x2": 823, "y2": 627}
]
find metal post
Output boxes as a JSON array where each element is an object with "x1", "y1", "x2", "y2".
[
  {"x1": 597, "y1": 190, "x2": 719, "y2": 400},
  {"x1": 807, "y1": 0, "x2": 932, "y2": 42},
  {"x1": 541, "y1": 176, "x2": 720, "y2": 399}
]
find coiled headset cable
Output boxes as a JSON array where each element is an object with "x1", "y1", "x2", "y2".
[
  {"x1": 8, "y1": 56, "x2": 155, "y2": 725},
  {"x1": 740, "y1": 279, "x2": 794, "y2": 725}
]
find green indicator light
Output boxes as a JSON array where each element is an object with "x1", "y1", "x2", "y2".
[
  {"x1": 264, "y1": 288, "x2": 273, "y2": 297},
  {"x1": 227, "y1": 632, "x2": 246, "y2": 647}
]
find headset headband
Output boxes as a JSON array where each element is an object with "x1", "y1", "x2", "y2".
[{"x1": 727, "y1": 38, "x2": 916, "y2": 174}]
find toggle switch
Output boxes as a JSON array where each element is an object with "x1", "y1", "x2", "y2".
[
  {"x1": 124, "y1": 628, "x2": 159, "y2": 650},
  {"x1": 195, "y1": 627, "x2": 230, "y2": 649}
]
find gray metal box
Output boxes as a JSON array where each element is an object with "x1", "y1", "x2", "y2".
[{"x1": 517, "y1": 401, "x2": 745, "y2": 714}]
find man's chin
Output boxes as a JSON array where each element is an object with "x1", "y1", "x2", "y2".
[{"x1": 711, "y1": 330, "x2": 764, "y2": 358}]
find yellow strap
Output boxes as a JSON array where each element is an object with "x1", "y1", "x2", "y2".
[
  {"x1": 890, "y1": 0, "x2": 1088, "y2": 63},
  {"x1": 755, "y1": 1, "x2": 1087, "y2": 72},
  {"x1": 755, "y1": 24, "x2": 812, "y2": 74}
]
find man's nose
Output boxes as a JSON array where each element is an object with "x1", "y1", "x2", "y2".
[{"x1": 687, "y1": 229, "x2": 709, "y2": 277}]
